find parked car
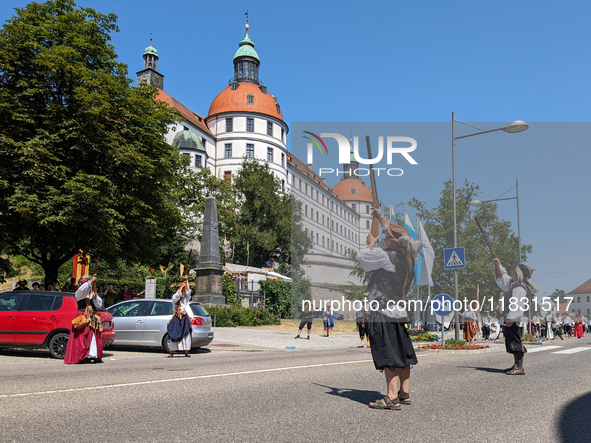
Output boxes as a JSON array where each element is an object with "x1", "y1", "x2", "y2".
[
  {"x1": 106, "y1": 299, "x2": 213, "y2": 353},
  {"x1": 0, "y1": 290, "x2": 115, "y2": 359}
]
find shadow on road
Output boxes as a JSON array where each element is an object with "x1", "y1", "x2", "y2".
[
  {"x1": 455, "y1": 365, "x2": 506, "y2": 373},
  {"x1": 558, "y1": 392, "x2": 591, "y2": 442},
  {"x1": 313, "y1": 382, "x2": 382, "y2": 405}
]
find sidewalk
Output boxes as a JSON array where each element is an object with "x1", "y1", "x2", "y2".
[{"x1": 209, "y1": 327, "x2": 368, "y2": 351}]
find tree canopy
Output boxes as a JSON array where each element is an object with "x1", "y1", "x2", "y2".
[
  {"x1": 0, "y1": 0, "x2": 189, "y2": 283},
  {"x1": 228, "y1": 159, "x2": 295, "y2": 268},
  {"x1": 402, "y1": 179, "x2": 533, "y2": 303}
]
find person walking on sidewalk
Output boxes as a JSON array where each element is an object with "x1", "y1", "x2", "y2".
[{"x1": 295, "y1": 299, "x2": 314, "y2": 340}]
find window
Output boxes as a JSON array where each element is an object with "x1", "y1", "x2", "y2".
[
  {"x1": 247, "y1": 94, "x2": 254, "y2": 105},
  {"x1": 352, "y1": 188, "x2": 356, "y2": 195},
  {"x1": 316, "y1": 212, "x2": 318, "y2": 222},
  {"x1": 587, "y1": 296, "x2": 590, "y2": 303},
  {"x1": 195, "y1": 155, "x2": 202, "y2": 167},
  {"x1": 366, "y1": 220, "x2": 370, "y2": 229},
  {"x1": 150, "y1": 301, "x2": 173, "y2": 316},
  {"x1": 225, "y1": 144, "x2": 232, "y2": 158},
  {"x1": 316, "y1": 233, "x2": 319, "y2": 244},
  {"x1": 224, "y1": 171, "x2": 232, "y2": 185},
  {"x1": 281, "y1": 128, "x2": 285, "y2": 141},
  {"x1": 322, "y1": 236, "x2": 325, "y2": 247},
  {"x1": 588, "y1": 308, "x2": 590, "y2": 315},
  {"x1": 267, "y1": 147, "x2": 274, "y2": 162},
  {"x1": 310, "y1": 208, "x2": 313, "y2": 219},
  {"x1": 282, "y1": 153, "x2": 285, "y2": 167},
  {"x1": 246, "y1": 144, "x2": 254, "y2": 158},
  {"x1": 332, "y1": 221, "x2": 334, "y2": 230},
  {"x1": 305, "y1": 205, "x2": 308, "y2": 217},
  {"x1": 0, "y1": 292, "x2": 25, "y2": 311},
  {"x1": 247, "y1": 118, "x2": 254, "y2": 132},
  {"x1": 226, "y1": 118, "x2": 233, "y2": 132},
  {"x1": 322, "y1": 215, "x2": 324, "y2": 225},
  {"x1": 577, "y1": 297, "x2": 581, "y2": 303},
  {"x1": 23, "y1": 294, "x2": 56, "y2": 311},
  {"x1": 352, "y1": 203, "x2": 357, "y2": 212},
  {"x1": 182, "y1": 153, "x2": 190, "y2": 162},
  {"x1": 366, "y1": 205, "x2": 370, "y2": 214},
  {"x1": 282, "y1": 180, "x2": 285, "y2": 192},
  {"x1": 267, "y1": 121, "x2": 273, "y2": 136}
]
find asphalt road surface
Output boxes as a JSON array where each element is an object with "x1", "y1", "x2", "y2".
[{"x1": 1, "y1": 338, "x2": 591, "y2": 443}]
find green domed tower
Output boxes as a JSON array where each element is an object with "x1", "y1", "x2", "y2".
[{"x1": 136, "y1": 38, "x2": 164, "y2": 90}]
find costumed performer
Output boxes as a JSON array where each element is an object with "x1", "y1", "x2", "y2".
[
  {"x1": 357, "y1": 207, "x2": 421, "y2": 410},
  {"x1": 167, "y1": 276, "x2": 193, "y2": 358},
  {"x1": 64, "y1": 274, "x2": 104, "y2": 364},
  {"x1": 493, "y1": 258, "x2": 537, "y2": 375},
  {"x1": 462, "y1": 308, "x2": 478, "y2": 341}
]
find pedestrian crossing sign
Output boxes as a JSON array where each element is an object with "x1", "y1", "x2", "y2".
[{"x1": 444, "y1": 247, "x2": 465, "y2": 270}]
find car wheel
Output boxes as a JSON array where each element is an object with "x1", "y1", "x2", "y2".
[
  {"x1": 48, "y1": 332, "x2": 69, "y2": 359},
  {"x1": 162, "y1": 334, "x2": 171, "y2": 354}
]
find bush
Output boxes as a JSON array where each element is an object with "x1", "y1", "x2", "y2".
[
  {"x1": 205, "y1": 305, "x2": 280, "y2": 327},
  {"x1": 259, "y1": 280, "x2": 291, "y2": 318},
  {"x1": 223, "y1": 274, "x2": 239, "y2": 306}
]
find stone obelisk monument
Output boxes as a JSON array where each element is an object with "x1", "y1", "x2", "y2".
[{"x1": 192, "y1": 196, "x2": 225, "y2": 305}]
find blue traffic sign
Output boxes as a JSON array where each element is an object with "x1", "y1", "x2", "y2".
[
  {"x1": 432, "y1": 293, "x2": 454, "y2": 316},
  {"x1": 444, "y1": 247, "x2": 466, "y2": 270}
]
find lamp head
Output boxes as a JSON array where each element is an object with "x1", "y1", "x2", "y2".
[
  {"x1": 469, "y1": 200, "x2": 483, "y2": 207},
  {"x1": 503, "y1": 120, "x2": 529, "y2": 133}
]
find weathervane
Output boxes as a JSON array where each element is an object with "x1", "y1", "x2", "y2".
[{"x1": 245, "y1": 10, "x2": 249, "y2": 24}]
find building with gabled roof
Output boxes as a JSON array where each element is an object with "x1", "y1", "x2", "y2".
[{"x1": 567, "y1": 278, "x2": 591, "y2": 316}]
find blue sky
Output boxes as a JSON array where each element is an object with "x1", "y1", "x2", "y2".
[{"x1": 2, "y1": 1, "x2": 590, "y2": 298}]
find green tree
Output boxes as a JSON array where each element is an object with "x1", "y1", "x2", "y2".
[
  {"x1": 229, "y1": 159, "x2": 300, "y2": 268},
  {"x1": 0, "y1": 0, "x2": 189, "y2": 283},
  {"x1": 404, "y1": 179, "x2": 533, "y2": 304},
  {"x1": 551, "y1": 289, "x2": 567, "y2": 302}
]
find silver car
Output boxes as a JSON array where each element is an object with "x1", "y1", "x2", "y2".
[{"x1": 106, "y1": 299, "x2": 213, "y2": 353}]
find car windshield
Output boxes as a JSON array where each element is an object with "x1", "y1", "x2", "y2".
[{"x1": 190, "y1": 304, "x2": 209, "y2": 317}]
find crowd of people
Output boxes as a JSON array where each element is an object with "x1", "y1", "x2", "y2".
[
  {"x1": 532, "y1": 311, "x2": 588, "y2": 340},
  {"x1": 11, "y1": 278, "x2": 144, "y2": 307}
]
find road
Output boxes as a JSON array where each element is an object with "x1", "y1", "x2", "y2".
[{"x1": 1, "y1": 337, "x2": 591, "y2": 442}]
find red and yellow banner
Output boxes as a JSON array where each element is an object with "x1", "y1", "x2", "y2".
[{"x1": 72, "y1": 252, "x2": 90, "y2": 284}]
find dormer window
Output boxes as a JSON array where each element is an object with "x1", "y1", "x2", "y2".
[{"x1": 247, "y1": 93, "x2": 254, "y2": 105}]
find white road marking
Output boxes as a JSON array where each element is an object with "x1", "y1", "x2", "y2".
[
  {"x1": 526, "y1": 346, "x2": 563, "y2": 353},
  {"x1": 0, "y1": 359, "x2": 375, "y2": 398},
  {"x1": 552, "y1": 347, "x2": 591, "y2": 354}
]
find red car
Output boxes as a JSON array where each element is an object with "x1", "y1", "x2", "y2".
[{"x1": 0, "y1": 290, "x2": 115, "y2": 358}]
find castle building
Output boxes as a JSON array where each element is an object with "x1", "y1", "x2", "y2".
[{"x1": 136, "y1": 23, "x2": 367, "y2": 291}]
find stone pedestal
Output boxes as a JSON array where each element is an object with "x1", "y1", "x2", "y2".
[{"x1": 192, "y1": 196, "x2": 225, "y2": 305}]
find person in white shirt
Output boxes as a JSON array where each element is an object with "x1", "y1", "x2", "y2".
[
  {"x1": 64, "y1": 274, "x2": 104, "y2": 364},
  {"x1": 493, "y1": 258, "x2": 537, "y2": 375},
  {"x1": 167, "y1": 276, "x2": 193, "y2": 358}
]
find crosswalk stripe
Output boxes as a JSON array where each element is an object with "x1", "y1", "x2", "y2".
[
  {"x1": 527, "y1": 346, "x2": 563, "y2": 353},
  {"x1": 552, "y1": 347, "x2": 591, "y2": 354}
]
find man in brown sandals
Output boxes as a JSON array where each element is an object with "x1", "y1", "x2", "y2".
[
  {"x1": 357, "y1": 207, "x2": 421, "y2": 409},
  {"x1": 493, "y1": 258, "x2": 537, "y2": 375}
]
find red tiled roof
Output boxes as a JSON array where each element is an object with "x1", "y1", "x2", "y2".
[
  {"x1": 156, "y1": 89, "x2": 213, "y2": 137},
  {"x1": 332, "y1": 178, "x2": 373, "y2": 203},
  {"x1": 287, "y1": 152, "x2": 332, "y2": 193},
  {"x1": 567, "y1": 278, "x2": 591, "y2": 295},
  {"x1": 208, "y1": 82, "x2": 283, "y2": 121}
]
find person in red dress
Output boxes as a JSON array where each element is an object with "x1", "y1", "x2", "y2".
[
  {"x1": 64, "y1": 274, "x2": 104, "y2": 364},
  {"x1": 574, "y1": 314, "x2": 585, "y2": 339}
]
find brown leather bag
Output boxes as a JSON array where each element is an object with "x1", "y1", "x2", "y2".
[{"x1": 72, "y1": 305, "x2": 91, "y2": 330}]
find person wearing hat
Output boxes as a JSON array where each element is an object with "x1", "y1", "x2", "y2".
[
  {"x1": 14, "y1": 279, "x2": 28, "y2": 290},
  {"x1": 357, "y1": 207, "x2": 421, "y2": 409},
  {"x1": 493, "y1": 258, "x2": 538, "y2": 375},
  {"x1": 64, "y1": 274, "x2": 104, "y2": 364},
  {"x1": 481, "y1": 311, "x2": 492, "y2": 340}
]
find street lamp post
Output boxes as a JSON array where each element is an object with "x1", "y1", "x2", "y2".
[
  {"x1": 452, "y1": 113, "x2": 528, "y2": 340},
  {"x1": 469, "y1": 179, "x2": 521, "y2": 263}
]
